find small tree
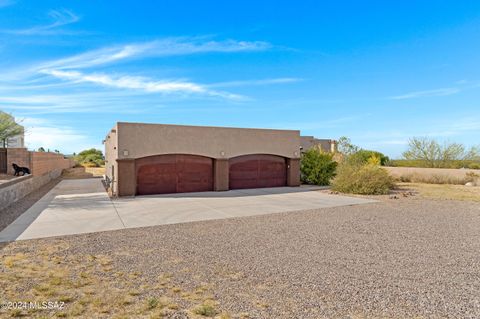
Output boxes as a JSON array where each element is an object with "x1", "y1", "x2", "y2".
[
  {"x1": 403, "y1": 137, "x2": 480, "y2": 168},
  {"x1": 76, "y1": 148, "x2": 105, "y2": 167},
  {"x1": 301, "y1": 147, "x2": 337, "y2": 185},
  {"x1": 38, "y1": 147, "x2": 46, "y2": 152},
  {"x1": 337, "y1": 136, "x2": 359, "y2": 156},
  {"x1": 0, "y1": 112, "x2": 23, "y2": 148}
]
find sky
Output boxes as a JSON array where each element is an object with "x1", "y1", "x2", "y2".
[{"x1": 0, "y1": 1, "x2": 479, "y2": 158}]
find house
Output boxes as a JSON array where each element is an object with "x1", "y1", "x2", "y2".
[
  {"x1": 104, "y1": 122, "x2": 301, "y2": 196},
  {"x1": 300, "y1": 136, "x2": 336, "y2": 153},
  {"x1": 0, "y1": 112, "x2": 25, "y2": 148}
]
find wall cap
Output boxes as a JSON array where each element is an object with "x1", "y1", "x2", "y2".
[{"x1": 0, "y1": 175, "x2": 33, "y2": 190}]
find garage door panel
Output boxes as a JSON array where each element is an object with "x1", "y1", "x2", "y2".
[
  {"x1": 136, "y1": 154, "x2": 213, "y2": 195},
  {"x1": 229, "y1": 154, "x2": 286, "y2": 190}
]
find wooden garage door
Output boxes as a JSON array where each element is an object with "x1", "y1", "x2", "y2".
[
  {"x1": 136, "y1": 154, "x2": 213, "y2": 195},
  {"x1": 229, "y1": 154, "x2": 286, "y2": 190}
]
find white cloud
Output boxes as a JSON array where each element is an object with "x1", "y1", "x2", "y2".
[
  {"x1": 22, "y1": 118, "x2": 100, "y2": 154},
  {"x1": 389, "y1": 87, "x2": 460, "y2": 100},
  {"x1": 41, "y1": 69, "x2": 245, "y2": 100},
  {"x1": 37, "y1": 38, "x2": 271, "y2": 70},
  {"x1": 208, "y1": 77, "x2": 302, "y2": 88},
  {"x1": 1, "y1": 9, "x2": 80, "y2": 35},
  {"x1": 1, "y1": 37, "x2": 298, "y2": 111}
]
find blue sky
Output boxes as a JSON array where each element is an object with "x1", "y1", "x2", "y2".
[{"x1": 0, "y1": 1, "x2": 479, "y2": 157}]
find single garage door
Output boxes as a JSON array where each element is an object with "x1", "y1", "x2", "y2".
[
  {"x1": 229, "y1": 154, "x2": 287, "y2": 190},
  {"x1": 136, "y1": 154, "x2": 213, "y2": 195}
]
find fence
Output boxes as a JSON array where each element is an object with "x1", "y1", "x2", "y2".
[{"x1": 5, "y1": 148, "x2": 75, "y2": 176}]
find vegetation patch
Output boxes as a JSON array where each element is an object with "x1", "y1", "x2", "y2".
[
  {"x1": 398, "y1": 137, "x2": 480, "y2": 168},
  {"x1": 300, "y1": 147, "x2": 337, "y2": 185},
  {"x1": 0, "y1": 240, "x2": 232, "y2": 318},
  {"x1": 192, "y1": 300, "x2": 219, "y2": 317},
  {"x1": 332, "y1": 163, "x2": 395, "y2": 195},
  {"x1": 74, "y1": 148, "x2": 105, "y2": 167}
]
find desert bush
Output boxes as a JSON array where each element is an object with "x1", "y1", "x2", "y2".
[
  {"x1": 192, "y1": 300, "x2": 218, "y2": 317},
  {"x1": 468, "y1": 162, "x2": 480, "y2": 170},
  {"x1": 331, "y1": 163, "x2": 395, "y2": 195},
  {"x1": 300, "y1": 148, "x2": 337, "y2": 185},
  {"x1": 466, "y1": 172, "x2": 480, "y2": 184},
  {"x1": 348, "y1": 149, "x2": 389, "y2": 166}
]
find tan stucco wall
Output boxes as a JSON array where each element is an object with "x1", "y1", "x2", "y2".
[
  {"x1": 115, "y1": 122, "x2": 301, "y2": 160},
  {"x1": 104, "y1": 124, "x2": 118, "y2": 193}
]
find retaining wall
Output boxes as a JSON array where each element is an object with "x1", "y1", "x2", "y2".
[{"x1": 0, "y1": 169, "x2": 62, "y2": 211}]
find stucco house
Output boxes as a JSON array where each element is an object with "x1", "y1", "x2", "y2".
[
  {"x1": 104, "y1": 122, "x2": 301, "y2": 196},
  {"x1": 300, "y1": 136, "x2": 336, "y2": 153}
]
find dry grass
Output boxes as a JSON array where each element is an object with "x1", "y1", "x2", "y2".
[
  {"x1": 62, "y1": 167, "x2": 105, "y2": 179},
  {"x1": 0, "y1": 240, "x2": 233, "y2": 318},
  {"x1": 399, "y1": 182, "x2": 480, "y2": 202},
  {"x1": 385, "y1": 166, "x2": 479, "y2": 185}
]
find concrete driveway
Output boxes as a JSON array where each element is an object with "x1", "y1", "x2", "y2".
[{"x1": 0, "y1": 179, "x2": 376, "y2": 241}]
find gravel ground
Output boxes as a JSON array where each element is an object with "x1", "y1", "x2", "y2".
[
  {"x1": 1, "y1": 197, "x2": 480, "y2": 318},
  {"x1": 0, "y1": 177, "x2": 61, "y2": 232}
]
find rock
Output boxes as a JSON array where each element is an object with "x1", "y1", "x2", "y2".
[{"x1": 465, "y1": 182, "x2": 474, "y2": 187}]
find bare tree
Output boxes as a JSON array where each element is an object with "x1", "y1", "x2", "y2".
[{"x1": 0, "y1": 112, "x2": 23, "y2": 148}]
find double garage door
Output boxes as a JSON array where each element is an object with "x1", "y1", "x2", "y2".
[{"x1": 136, "y1": 154, "x2": 287, "y2": 195}]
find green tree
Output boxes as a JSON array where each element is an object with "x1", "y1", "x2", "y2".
[
  {"x1": 403, "y1": 137, "x2": 480, "y2": 168},
  {"x1": 38, "y1": 147, "x2": 46, "y2": 152},
  {"x1": 76, "y1": 148, "x2": 105, "y2": 167},
  {"x1": 0, "y1": 112, "x2": 23, "y2": 148},
  {"x1": 300, "y1": 147, "x2": 337, "y2": 185}
]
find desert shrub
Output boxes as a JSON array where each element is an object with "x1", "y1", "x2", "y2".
[
  {"x1": 300, "y1": 148, "x2": 337, "y2": 185},
  {"x1": 348, "y1": 149, "x2": 389, "y2": 166},
  {"x1": 192, "y1": 301, "x2": 218, "y2": 317},
  {"x1": 468, "y1": 162, "x2": 480, "y2": 169},
  {"x1": 76, "y1": 148, "x2": 104, "y2": 167},
  {"x1": 331, "y1": 163, "x2": 395, "y2": 195}
]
